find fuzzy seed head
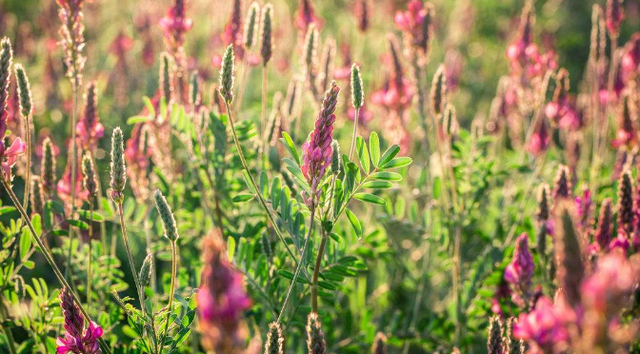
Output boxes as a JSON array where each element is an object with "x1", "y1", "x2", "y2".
[
  {"x1": 41, "y1": 137, "x2": 56, "y2": 197},
  {"x1": 265, "y1": 322, "x2": 285, "y2": 354},
  {"x1": 14, "y1": 64, "x2": 32, "y2": 118},
  {"x1": 617, "y1": 170, "x2": 634, "y2": 234},
  {"x1": 109, "y1": 127, "x2": 127, "y2": 203},
  {"x1": 0, "y1": 37, "x2": 13, "y2": 114},
  {"x1": 488, "y1": 316, "x2": 504, "y2": 354},
  {"x1": 154, "y1": 189, "x2": 179, "y2": 242},
  {"x1": 260, "y1": 4, "x2": 274, "y2": 65},
  {"x1": 537, "y1": 183, "x2": 550, "y2": 221},
  {"x1": 219, "y1": 45, "x2": 236, "y2": 104},
  {"x1": 30, "y1": 176, "x2": 44, "y2": 216},
  {"x1": 553, "y1": 165, "x2": 571, "y2": 200},
  {"x1": 554, "y1": 202, "x2": 585, "y2": 308},
  {"x1": 189, "y1": 70, "x2": 201, "y2": 107},
  {"x1": 306, "y1": 312, "x2": 327, "y2": 354},
  {"x1": 244, "y1": 2, "x2": 260, "y2": 49},
  {"x1": 303, "y1": 24, "x2": 319, "y2": 73},
  {"x1": 139, "y1": 253, "x2": 153, "y2": 287},
  {"x1": 160, "y1": 52, "x2": 173, "y2": 105},
  {"x1": 331, "y1": 140, "x2": 341, "y2": 175},
  {"x1": 431, "y1": 65, "x2": 447, "y2": 116},
  {"x1": 350, "y1": 63, "x2": 364, "y2": 109},
  {"x1": 81, "y1": 152, "x2": 97, "y2": 198},
  {"x1": 595, "y1": 198, "x2": 613, "y2": 251}
]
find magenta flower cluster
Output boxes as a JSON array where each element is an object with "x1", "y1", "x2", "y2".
[{"x1": 56, "y1": 288, "x2": 103, "y2": 354}]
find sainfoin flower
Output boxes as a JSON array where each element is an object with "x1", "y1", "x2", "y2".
[
  {"x1": 57, "y1": 145, "x2": 89, "y2": 208},
  {"x1": 295, "y1": 0, "x2": 321, "y2": 32},
  {"x1": 394, "y1": 0, "x2": 433, "y2": 57},
  {"x1": 301, "y1": 81, "x2": 340, "y2": 208},
  {"x1": 159, "y1": 0, "x2": 192, "y2": 53},
  {"x1": 76, "y1": 82, "x2": 104, "y2": 151},
  {"x1": 514, "y1": 296, "x2": 569, "y2": 354},
  {"x1": 621, "y1": 33, "x2": 640, "y2": 78},
  {"x1": 198, "y1": 231, "x2": 251, "y2": 353},
  {"x1": 504, "y1": 233, "x2": 534, "y2": 306},
  {"x1": 527, "y1": 118, "x2": 549, "y2": 156},
  {"x1": 56, "y1": 287, "x2": 103, "y2": 354}
]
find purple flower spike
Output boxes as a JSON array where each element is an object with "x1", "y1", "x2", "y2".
[
  {"x1": 57, "y1": 288, "x2": 103, "y2": 354},
  {"x1": 504, "y1": 233, "x2": 534, "y2": 307},
  {"x1": 302, "y1": 81, "x2": 340, "y2": 208}
]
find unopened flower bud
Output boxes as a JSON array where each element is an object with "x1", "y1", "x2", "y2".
[
  {"x1": 109, "y1": 127, "x2": 127, "y2": 203},
  {"x1": 244, "y1": 2, "x2": 260, "y2": 49},
  {"x1": 350, "y1": 63, "x2": 364, "y2": 109},
  {"x1": 154, "y1": 189, "x2": 179, "y2": 242},
  {"x1": 14, "y1": 64, "x2": 32, "y2": 118},
  {"x1": 139, "y1": 253, "x2": 153, "y2": 287},
  {"x1": 219, "y1": 45, "x2": 235, "y2": 104}
]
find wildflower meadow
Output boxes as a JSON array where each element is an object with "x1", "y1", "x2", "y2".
[{"x1": 0, "y1": 0, "x2": 640, "y2": 353}]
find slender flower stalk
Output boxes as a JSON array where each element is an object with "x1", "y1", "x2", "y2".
[
  {"x1": 109, "y1": 128, "x2": 147, "y2": 315},
  {"x1": 348, "y1": 63, "x2": 364, "y2": 160},
  {"x1": 154, "y1": 189, "x2": 179, "y2": 353},
  {"x1": 218, "y1": 45, "x2": 300, "y2": 278},
  {"x1": 81, "y1": 153, "x2": 97, "y2": 307},
  {"x1": 15, "y1": 64, "x2": 33, "y2": 210},
  {"x1": 260, "y1": 3, "x2": 274, "y2": 147}
]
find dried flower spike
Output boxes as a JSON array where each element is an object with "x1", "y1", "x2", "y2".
[
  {"x1": 606, "y1": 0, "x2": 625, "y2": 38},
  {"x1": 552, "y1": 165, "x2": 571, "y2": 200},
  {"x1": 0, "y1": 37, "x2": 12, "y2": 117},
  {"x1": 154, "y1": 189, "x2": 179, "y2": 242},
  {"x1": 109, "y1": 127, "x2": 127, "y2": 203},
  {"x1": 431, "y1": 65, "x2": 447, "y2": 116},
  {"x1": 594, "y1": 198, "x2": 613, "y2": 251},
  {"x1": 617, "y1": 170, "x2": 634, "y2": 234},
  {"x1": 537, "y1": 184, "x2": 550, "y2": 221},
  {"x1": 30, "y1": 176, "x2": 44, "y2": 216},
  {"x1": 41, "y1": 137, "x2": 56, "y2": 197},
  {"x1": 265, "y1": 322, "x2": 285, "y2": 354},
  {"x1": 487, "y1": 316, "x2": 504, "y2": 354},
  {"x1": 306, "y1": 312, "x2": 327, "y2": 354},
  {"x1": 81, "y1": 152, "x2": 97, "y2": 197},
  {"x1": 554, "y1": 202, "x2": 585, "y2": 308},
  {"x1": 371, "y1": 332, "x2": 387, "y2": 354},
  {"x1": 244, "y1": 2, "x2": 260, "y2": 49},
  {"x1": 189, "y1": 70, "x2": 201, "y2": 108},
  {"x1": 14, "y1": 64, "x2": 33, "y2": 118},
  {"x1": 160, "y1": 52, "x2": 174, "y2": 104},
  {"x1": 219, "y1": 45, "x2": 235, "y2": 104},
  {"x1": 139, "y1": 253, "x2": 153, "y2": 287},
  {"x1": 260, "y1": 3, "x2": 274, "y2": 65},
  {"x1": 350, "y1": 63, "x2": 364, "y2": 109}
]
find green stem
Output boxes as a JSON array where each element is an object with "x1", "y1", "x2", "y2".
[
  {"x1": 0, "y1": 304, "x2": 17, "y2": 354},
  {"x1": 348, "y1": 108, "x2": 359, "y2": 160},
  {"x1": 0, "y1": 176, "x2": 112, "y2": 354},
  {"x1": 223, "y1": 100, "x2": 299, "y2": 265},
  {"x1": 87, "y1": 203, "x2": 93, "y2": 309},
  {"x1": 277, "y1": 207, "x2": 315, "y2": 324},
  {"x1": 160, "y1": 241, "x2": 178, "y2": 354},
  {"x1": 311, "y1": 229, "x2": 328, "y2": 313},
  {"x1": 116, "y1": 203, "x2": 146, "y2": 316},
  {"x1": 65, "y1": 81, "x2": 78, "y2": 280},
  {"x1": 21, "y1": 113, "x2": 32, "y2": 210}
]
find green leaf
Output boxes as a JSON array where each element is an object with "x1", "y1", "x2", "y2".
[
  {"x1": 356, "y1": 137, "x2": 370, "y2": 174},
  {"x1": 369, "y1": 132, "x2": 380, "y2": 167},
  {"x1": 20, "y1": 228, "x2": 32, "y2": 259},
  {"x1": 318, "y1": 281, "x2": 337, "y2": 290},
  {"x1": 370, "y1": 171, "x2": 402, "y2": 181},
  {"x1": 433, "y1": 176, "x2": 442, "y2": 199},
  {"x1": 126, "y1": 116, "x2": 152, "y2": 125},
  {"x1": 227, "y1": 237, "x2": 236, "y2": 260},
  {"x1": 0, "y1": 206, "x2": 16, "y2": 215},
  {"x1": 232, "y1": 194, "x2": 254, "y2": 203},
  {"x1": 277, "y1": 269, "x2": 309, "y2": 284},
  {"x1": 382, "y1": 157, "x2": 412, "y2": 169},
  {"x1": 345, "y1": 208, "x2": 363, "y2": 238},
  {"x1": 67, "y1": 219, "x2": 89, "y2": 230},
  {"x1": 354, "y1": 193, "x2": 386, "y2": 205},
  {"x1": 362, "y1": 181, "x2": 393, "y2": 189},
  {"x1": 143, "y1": 96, "x2": 156, "y2": 117},
  {"x1": 379, "y1": 145, "x2": 400, "y2": 167},
  {"x1": 77, "y1": 210, "x2": 105, "y2": 221},
  {"x1": 280, "y1": 131, "x2": 300, "y2": 165}
]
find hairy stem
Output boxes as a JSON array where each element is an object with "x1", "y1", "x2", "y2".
[
  {"x1": 65, "y1": 81, "x2": 78, "y2": 280},
  {"x1": 21, "y1": 113, "x2": 31, "y2": 210},
  {"x1": 160, "y1": 241, "x2": 178, "y2": 354},
  {"x1": 0, "y1": 304, "x2": 17, "y2": 354},
  {"x1": 348, "y1": 108, "x2": 359, "y2": 160},
  {"x1": 224, "y1": 100, "x2": 300, "y2": 265},
  {"x1": 87, "y1": 203, "x2": 93, "y2": 309},
  {"x1": 277, "y1": 207, "x2": 315, "y2": 323},
  {"x1": 116, "y1": 202, "x2": 146, "y2": 314},
  {"x1": 311, "y1": 229, "x2": 328, "y2": 313}
]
